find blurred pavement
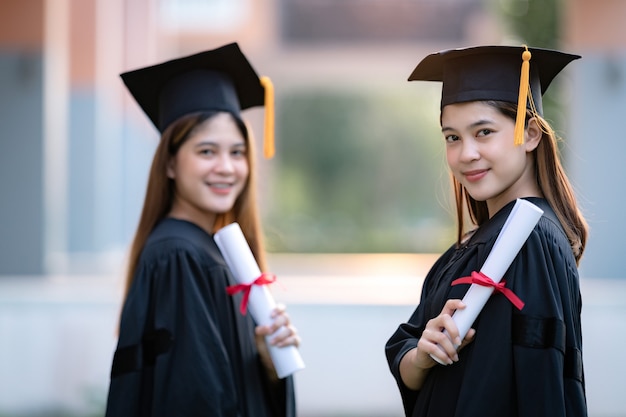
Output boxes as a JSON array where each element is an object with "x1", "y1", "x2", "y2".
[{"x1": 0, "y1": 253, "x2": 624, "y2": 416}]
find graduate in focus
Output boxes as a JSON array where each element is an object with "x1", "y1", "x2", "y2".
[{"x1": 386, "y1": 45, "x2": 588, "y2": 417}]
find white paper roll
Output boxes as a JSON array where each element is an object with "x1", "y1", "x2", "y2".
[
  {"x1": 214, "y1": 222, "x2": 305, "y2": 378},
  {"x1": 431, "y1": 199, "x2": 544, "y2": 364}
]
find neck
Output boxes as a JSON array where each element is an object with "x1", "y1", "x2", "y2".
[{"x1": 168, "y1": 203, "x2": 216, "y2": 235}]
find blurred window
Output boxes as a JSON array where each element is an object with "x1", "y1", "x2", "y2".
[
  {"x1": 280, "y1": 0, "x2": 482, "y2": 43},
  {"x1": 158, "y1": 0, "x2": 250, "y2": 32}
]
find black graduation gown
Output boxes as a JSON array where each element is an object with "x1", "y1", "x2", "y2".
[
  {"x1": 386, "y1": 198, "x2": 587, "y2": 417},
  {"x1": 105, "y1": 218, "x2": 296, "y2": 417}
]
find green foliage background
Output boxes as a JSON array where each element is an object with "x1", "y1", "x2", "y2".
[
  {"x1": 492, "y1": 0, "x2": 570, "y2": 133},
  {"x1": 264, "y1": 87, "x2": 455, "y2": 253}
]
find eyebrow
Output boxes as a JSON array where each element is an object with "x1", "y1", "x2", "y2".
[
  {"x1": 193, "y1": 140, "x2": 246, "y2": 148},
  {"x1": 441, "y1": 119, "x2": 495, "y2": 133}
]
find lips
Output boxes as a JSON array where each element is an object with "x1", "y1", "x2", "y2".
[
  {"x1": 462, "y1": 169, "x2": 488, "y2": 182},
  {"x1": 207, "y1": 182, "x2": 234, "y2": 195}
]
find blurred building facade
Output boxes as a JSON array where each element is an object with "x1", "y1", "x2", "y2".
[
  {"x1": 0, "y1": 0, "x2": 495, "y2": 273},
  {"x1": 1, "y1": 0, "x2": 494, "y2": 275},
  {"x1": 2, "y1": 0, "x2": 624, "y2": 278}
]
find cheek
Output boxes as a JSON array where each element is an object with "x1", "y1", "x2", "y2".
[
  {"x1": 237, "y1": 160, "x2": 250, "y2": 179},
  {"x1": 503, "y1": 147, "x2": 527, "y2": 166},
  {"x1": 170, "y1": 154, "x2": 200, "y2": 181},
  {"x1": 445, "y1": 147, "x2": 459, "y2": 169}
]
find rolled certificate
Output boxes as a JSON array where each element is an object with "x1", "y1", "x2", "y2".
[
  {"x1": 431, "y1": 198, "x2": 544, "y2": 364},
  {"x1": 214, "y1": 222, "x2": 305, "y2": 379}
]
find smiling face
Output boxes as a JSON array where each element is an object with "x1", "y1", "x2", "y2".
[
  {"x1": 167, "y1": 112, "x2": 249, "y2": 232},
  {"x1": 441, "y1": 101, "x2": 542, "y2": 216}
]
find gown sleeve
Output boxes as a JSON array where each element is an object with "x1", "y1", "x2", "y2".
[
  {"x1": 505, "y1": 219, "x2": 587, "y2": 417},
  {"x1": 106, "y1": 242, "x2": 242, "y2": 417}
]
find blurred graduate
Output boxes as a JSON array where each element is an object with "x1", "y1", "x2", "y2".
[
  {"x1": 105, "y1": 43, "x2": 299, "y2": 417},
  {"x1": 386, "y1": 45, "x2": 588, "y2": 416}
]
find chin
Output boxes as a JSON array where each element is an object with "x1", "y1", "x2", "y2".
[
  {"x1": 469, "y1": 195, "x2": 489, "y2": 202},
  {"x1": 463, "y1": 189, "x2": 489, "y2": 202},
  {"x1": 464, "y1": 185, "x2": 500, "y2": 203},
  {"x1": 208, "y1": 207, "x2": 234, "y2": 215},
  {"x1": 210, "y1": 202, "x2": 238, "y2": 214}
]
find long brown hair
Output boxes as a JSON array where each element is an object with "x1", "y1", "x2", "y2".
[
  {"x1": 123, "y1": 112, "x2": 268, "y2": 300},
  {"x1": 451, "y1": 100, "x2": 588, "y2": 265}
]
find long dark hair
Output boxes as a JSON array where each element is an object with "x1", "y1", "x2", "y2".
[
  {"x1": 451, "y1": 100, "x2": 588, "y2": 265},
  {"x1": 123, "y1": 112, "x2": 267, "y2": 299}
]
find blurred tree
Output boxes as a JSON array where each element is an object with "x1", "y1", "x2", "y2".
[
  {"x1": 494, "y1": 0, "x2": 561, "y2": 49},
  {"x1": 491, "y1": 0, "x2": 571, "y2": 135},
  {"x1": 264, "y1": 89, "x2": 455, "y2": 253}
]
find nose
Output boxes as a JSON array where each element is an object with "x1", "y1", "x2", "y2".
[
  {"x1": 215, "y1": 152, "x2": 235, "y2": 173},
  {"x1": 458, "y1": 138, "x2": 480, "y2": 163}
]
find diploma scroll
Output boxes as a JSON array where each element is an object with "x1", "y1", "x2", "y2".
[
  {"x1": 430, "y1": 199, "x2": 543, "y2": 364},
  {"x1": 214, "y1": 222, "x2": 305, "y2": 379}
]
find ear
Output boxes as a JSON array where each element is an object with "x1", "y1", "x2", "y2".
[
  {"x1": 524, "y1": 117, "x2": 542, "y2": 152},
  {"x1": 166, "y1": 156, "x2": 176, "y2": 179}
]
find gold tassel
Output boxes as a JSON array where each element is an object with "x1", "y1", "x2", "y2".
[
  {"x1": 259, "y1": 76, "x2": 275, "y2": 158},
  {"x1": 514, "y1": 46, "x2": 531, "y2": 146}
]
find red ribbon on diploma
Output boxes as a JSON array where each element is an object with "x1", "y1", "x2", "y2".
[
  {"x1": 451, "y1": 271, "x2": 525, "y2": 310},
  {"x1": 226, "y1": 273, "x2": 276, "y2": 315}
]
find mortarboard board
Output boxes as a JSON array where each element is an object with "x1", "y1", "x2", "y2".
[
  {"x1": 408, "y1": 45, "x2": 581, "y2": 145},
  {"x1": 121, "y1": 42, "x2": 275, "y2": 158}
]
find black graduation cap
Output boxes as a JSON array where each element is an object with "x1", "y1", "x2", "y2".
[
  {"x1": 408, "y1": 45, "x2": 581, "y2": 145},
  {"x1": 121, "y1": 42, "x2": 275, "y2": 158}
]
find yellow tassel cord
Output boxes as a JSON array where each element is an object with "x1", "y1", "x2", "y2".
[
  {"x1": 259, "y1": 76, "x2": 275, "y2": 159},
  {"x1": 514, "y1": 47, "x2": 532, "y2": 146}
]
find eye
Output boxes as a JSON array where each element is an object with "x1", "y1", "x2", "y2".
[
  {"x1": 476, "y1": 128, "x2": 492, "y2": 137},
  {"x1": 444, "y1": 134, "x2": 460, "y2": 143},
  {"x1": 231, "y1": 146, "x2": 247, "y2": 158},
  {"x1": 198, "y1": 147, "x2": 216, "y2": 156}
]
